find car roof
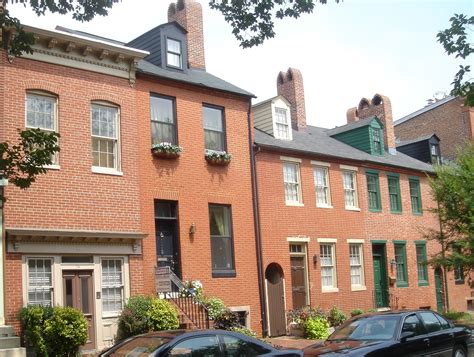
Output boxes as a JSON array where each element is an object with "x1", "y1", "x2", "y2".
[{"x1": 353, "y1": 309, "x2": 442, "y2": 319}]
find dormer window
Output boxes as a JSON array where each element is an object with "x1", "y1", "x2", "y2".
[
  {"x1": 373, "y1": 128, "x2": 382, "y2": 154},
  {"x1": 166, "y1": 38, "x2": 182, "y2": 69},
  {"x1": 431, "y1": 144, "x2": 440, "y2": 164},
  {"x1": 275, "y1": 107, "x2": 290, "y2": 140}
]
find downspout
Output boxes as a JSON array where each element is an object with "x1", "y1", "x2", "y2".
[
  {"x1": 247, "y1": 99, "x2": 268, "y2": 336},
  {"x1": 437, "y1": 201, "x2": 450, "y2": 312}
]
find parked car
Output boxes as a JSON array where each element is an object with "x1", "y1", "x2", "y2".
[
  {"x1": 100, "y1": 329, "x2": 303, "y2": 356},
  {"x1": 303, "y1": 310, "x2": 473, "y2": 356}
]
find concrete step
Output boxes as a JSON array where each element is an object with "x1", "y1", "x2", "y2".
[
  {"x1": 0, "y1": 347, "x2": 26, "y2": 357},
  {"x1": 0, "y1": 337, "x2": 21, "y2": 350},
  {"x1": 0, "y1": 327, "x2": 15, "y2": 338}
]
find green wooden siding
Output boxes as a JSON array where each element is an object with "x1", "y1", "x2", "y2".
[{"x1": 331, "y1": 117, "x2": 384, "y2": 155}]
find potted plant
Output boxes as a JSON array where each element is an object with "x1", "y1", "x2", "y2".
[
  {"x1": 151, "y1": 142, "x2": 182, "y2": 159},
  {"x1": 204, "y1": 150, "x2": 232, "y2": 166}
]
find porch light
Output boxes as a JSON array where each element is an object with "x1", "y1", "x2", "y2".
[
  {"x1": 313, "y1": 254, "x2": 318, "y2": 265},
  {"x1": 390, "y1": 258, "x2": 397, "y2": 270},
  {"x1": 189, "y1": 223, "x2": 196, "y2": 236}
]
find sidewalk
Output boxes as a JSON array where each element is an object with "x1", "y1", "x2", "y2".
[{"x1": 268, "y1": 335, "x2": 321, "y2": 350}]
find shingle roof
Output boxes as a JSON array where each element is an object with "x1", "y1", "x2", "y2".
[
  {"x1": 394, "y1": 96, "x2": 456, "y2": 126},
  {"x1": 396, "y1": 134, "x2": 438, "y2": 147},
  {"x1": 326, "y1": 116, "x2": 380, "y2": 136},
  {"x1": 254, "y1": 126, "x2": 434, "y2": 173}
]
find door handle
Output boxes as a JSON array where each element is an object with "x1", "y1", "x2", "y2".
[{"x1": 423, "y1": 338, "x2": 430, "y2": 346}]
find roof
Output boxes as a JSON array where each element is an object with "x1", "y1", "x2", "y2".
[
  {"x1": 55, "y1": 26, "x2": 126, "y2": 46},
  {"x1": 254, "y1": 125, "x2": 434, "y2": 173},
  {"x1": 396, "y1": 134, "x2": 439, "y2": 147},
  {"x1": 137, "y1": 60, "x2": 255, "y2": 98},
  {"x1": 326, "y1": 116, "x2": 381, "y2": 136},
  {"x1": 394, "y1": 96, "x2": 456, "y2": 126}
]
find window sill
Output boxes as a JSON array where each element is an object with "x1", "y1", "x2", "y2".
[
  {"x1": 455, "y1": 280, "x2": 465, "y2": 285},
  {"x1": 316, "y1": 204, "x2": 333, "y2": 209},
  {"x1": 322, "y1": 287, "x2": 339, "y2": 293},
  {"x1": 418, "y1": 281, "x2": 429, "y2": 287},
  {"x1": 390, "y1": 211, "x2": 403, "y2": 215},
  {"x1": 396, "y1": 282, "x2": 409, "y2": 288},
  {"x1": 92, "y1": 167, "x2": 123, "y2": 176},
  {"x1": 212, "y1": 270, "x2": 236, "y2": 278},
  {"x1": 44, "y1": 164, "x2": 60, "y2": 170},
  {"x1": 286, "y1": 202, "x2": 304, "y2": 207},
  {"x1": 369, "y1": 208, "x2": 382, "y2": 213},
  {"x1": 345, "y1": 207, "x2": 361, "y2": 211},
  {"x1": 351, "y1": 286, "x2": 367, "y2": 291},
  {"x1": 412, "y1": 212, "x2": 423, "y2": 216}
]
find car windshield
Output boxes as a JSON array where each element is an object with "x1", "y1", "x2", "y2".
[
  {"x1": 108, "y1": 335, "x2": 172, "y2": 356},
  {"x1": 329, "y1": 315, "x2": 399, "y2": 341}
]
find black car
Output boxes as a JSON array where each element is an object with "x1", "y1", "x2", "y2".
[
  {"x1": 304, "y1": 310, "x2": 473, "y2": 357},
  {"x1": 100, "y1": 329, "x2": 303, "y2": 356}
]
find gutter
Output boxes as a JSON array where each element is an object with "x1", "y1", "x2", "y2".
[{"x1": 247, "y1": 100, "x2": 268, "y2": 336}]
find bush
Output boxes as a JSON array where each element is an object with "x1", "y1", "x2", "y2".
[
  {"x1": 213, "y1": 309, "x2": 241, "y2": 330},
  {"x1": 443, "y1": 310, "x2": 470, "y2": 321},
  {"x1": 229, "y1": 326, "x2": 257, "y2": 337},
  {"x1": 117, "y1": 295, "x2": 154, "y2": 340},
  {"x1": 202, "y1": 297, "x2": 226, "y2": 320},
  {"x1": 287, "y1": 307, "x2": 325, "y2": 327},
  {"x1": 350, "y1": 309, "x2": 364, "y2": 317},
  {"x1": 327, "y1": 306, "x2": 347, "y2": 327},
  {"x1": 367, "y1": 308, "x2": 377, "y2": 313},
  {"x1": 147, "y1": 299, "x2": 179, "y2": 331},
  {"x1": 20, "y1": 305, "x2": 87, "y2": 357},
  {"x1": 304, "y1": 316, "x2": 330, "y2": 340}
]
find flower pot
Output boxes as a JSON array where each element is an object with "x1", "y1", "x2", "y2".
[
  {"x1": 205, "y1": 157, "x2": 230, "y2": 166},
  {"x1": 152, "y1": 150, "x2": 180, "y2": 159},
  {"x1": 289, "y1": 323, "x2": 304, "y2": 337}
]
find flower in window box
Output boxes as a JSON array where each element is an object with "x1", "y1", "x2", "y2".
[
  {"x1": 151, "y1": 142, "x2": 182, "y2": 159},
  {"x1": 204, "y1": 150, "x2": 232, "y2": 166}
]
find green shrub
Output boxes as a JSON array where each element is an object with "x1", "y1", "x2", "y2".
[
  {"x1": 117, "y1": 295, "x2": 154, "y2": 340},
  {"x1": 229, "y1": 326, "x2": 257, "y2": 337},
  {"x1": 147, "y1": 299, "x2": 179, "y2": 331},
  {"x1": 287, "y1": 307, "x2": 325, "y2": 326},
  {"x1": 327, "y1": 306, "x2": 347, "y2": 327},
  {"x1": 213, "y1": 309, "x2": 241, "y2": 330},
  {"x1": 20, "y1": 306, "x2": 53, "y2": 357},
  {"x1": 367, "y1": 308, "x2": 377, "y2": 313},
  {"x1": 443, "y1": 310, "x2": 469, "y2": 321},
  {"x1": 202, "y1": 297, "x2": 226, "y2": 320},
  {"x1": 350, "y1": 309, "x2": 364, "y2": 317},
  {"x1": 304, "y1": 316, "x2": 330, "y2": 340}
]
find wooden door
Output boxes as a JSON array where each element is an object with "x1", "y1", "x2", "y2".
[
  {"x1": 290, "y1": 256, "x2": 307, "y2": 309},
  {"x1": 63, "y1": 271, "x2": 95, "y2": 350},
  {"x1": 265, "y1": 264, "x2": 286, "y2": 337},
  {"x1": 434, "y1": 268, "x2": 445, "y2": 312},
  {"x1": 372, "y1": 249, "x2": 389, "y2": 308}
]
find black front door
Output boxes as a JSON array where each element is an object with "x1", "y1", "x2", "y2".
[{"x1": 155, "y1": 201, "x2": 180, "y2": 277}]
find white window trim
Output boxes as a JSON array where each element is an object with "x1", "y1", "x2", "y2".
[
  {"x1": 347, "y1": 239, "x2": 365, "y2": 243},
  {"x1": 283, "y1": 162, "x2": 303, "y2": 205},
  {"x1": 317, "y1": 238, "x2": 337, "y2": 243},
  {"x1": 349, "y1": 243, "x2": 366, "y2": 291},
  {"x1": 340, "y1": 164, "x2": 358, "y2": 171},
  {"x1": 313, "y1": 165, "x2": 332, "y2": 208},
  {"x1": 25, "y1": 257, "x2": 54, "y2": 307},
  {"x1": 280, "y1": 156, "x2": 302, "y2": 163},
  {"x1": 311, "y1": 160, "x2": 330, "y2": 167},
  {"x1": 320, "y1": 242, "x2": 337, "y2": 292},
  {"x1": 101, "y1": 257, "x2": 125, "y2": 318},
  {"x1": 287, "y1": 236, "x2": 310, "y2": 243},
  {"x1": 273, "y1": 106, "x2": 292, "y2": 141},
  {"x1": 342, "y1": 170, "x2": 359, "y2": 210},
  {"x1": 91, "y1": 166, "x2": 123, "y2": 176}
]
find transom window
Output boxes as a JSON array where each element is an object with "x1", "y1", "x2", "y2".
[
  {"x1": 150, "y1": 95, "x2": 177, "y2": 145},
  {"x1": 274, "y1": 107, "x2": 290, "y2": 140},
  {"x1": 166, "y1": 38, "x2": 182, "y2": 69},
  {"x1": 388, "y1": 175, "x2": 402, "y2": 213},
  {"x1": 394, "y1": 242, "x2": 408, "y2": 287},
  {"x1": 416, "y1": 242, "x2": 429, "y2": 286},
  {"x1": 289, "y1": 244, "x2": 303, "y2": 253},
  {"x1": 27, "y1": 258, "x2": 53, "y2": 306},
  {"x1": 283, "y1": 162, "x2": 302, "y2": 204},
  {"x1": 91, "y1": 103, "x2": 119, "y2": 170},
  {"x1": 342, "y1": 171, "x2": 358, "y2": 209},
  {"x1": 366, "y1": 172, "x2": 381, "y2": 211},
  {"x1": 349, "y1": 244, "x2": 364, "y2": 288},
  {"x1": 209, "y1": 205, "x2": 235, "y2": 276},
  {"x1": 313, "y1": 166, "x2": 331, "y2": 207},
  {"x1": 101, "y1": 259, "x2": 124, "y2": 315},
  {"x1": 320, "y1": 244, "x2": 336, "y2": 289},
  {"x1": 203, "y1": 105, "x2": 226, "y2": 152},
  {"x1": 409, "y1": 178, "x2": 422, "y2": 214}
]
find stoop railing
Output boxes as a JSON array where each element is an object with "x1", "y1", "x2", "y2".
[{"x1": 156, "y1": 267, "x2": 210, "y2": 330}]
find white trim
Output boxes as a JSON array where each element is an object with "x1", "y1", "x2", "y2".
[
  {"x1": 345, "y1": 207, "x2": 361, "y2": 212},
  {"x1": 311, "y1": 160, "x2": 330, "y2": 167},
  {"x1": 351, "y1": 286, "x2": 367, "y2": 291},
  {"x1": 280, "y1": 156, "x2": 302, "y2": 163},
  {"x1": 44, "y1": 164, "x2": 60, "y2": 170},
  {"x1": 347, "y1": 239, "x2": 365, "y2": 243},
  {"x1": 322, "y1": 287, "x2": 340, "y2": 293},
  {"x1": 340, "y1": 164, "x2": 358, "y2": 171},
  {"x1": 285, "y1": 202, "x2": 304, "y2": 207},
  {"x1": 317, "y1": 238, "x2": 337, "y2": 243},
  {"x1": 287, "y1": 236, "x2": 310, "y2": 243},
  {"x1": 229, "y1": 306, "x2": 251, "y2": 329},
  {"x1": 317, "y1": 205, "x2": 333, "y2": 209},
  {"x1": 91, "y1": 167, "x2": 124, "y2": 176},
  {"x1": 9, "y1": 241, "x2": 140, "y2": 255}
]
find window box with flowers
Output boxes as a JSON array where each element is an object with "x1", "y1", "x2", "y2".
[
  {"x1": 205, "y1": 150, "x2": 231, "y2": 166},
  {"x1": 151, "y1": 142, "x2": 182, "y2": 159}
]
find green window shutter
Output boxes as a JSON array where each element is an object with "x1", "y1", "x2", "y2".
[
  {"x1": 409, "y1": 177, "x2": 422, "y2": 215},
  {"x1": 387, "y1": 175, "x2": 402, "y2": 213},
  {"x1": 394, "y1": 242, "x2": 408, "y2": 287},
  {"x1": 366, "y1": 172, "x2": 381, "y2": 212},
  {"x1": 415, "y1": 241, "x2": 429, "y2": 286}
]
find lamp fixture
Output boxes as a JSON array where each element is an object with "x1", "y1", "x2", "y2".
[{"x1": 189, "y1": 223, "x2": 196, "y2": 235}]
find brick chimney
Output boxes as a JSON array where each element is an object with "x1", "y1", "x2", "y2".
[
  {"x1": 168, "y1": 0, "x2": 206, "y2": 70},
  {"x1": 277, "y1": 68, "x2": 306, "y2": 131},
  {"x1": 347, "y1": 94, "x2": 396, "y2": 153}
]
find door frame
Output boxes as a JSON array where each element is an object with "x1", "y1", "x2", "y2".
[
  {"x1": 434, "y1": 268, "x2": 445, "y2": 313},
  {"x1": 289, "y1": 243, "x2": 310, "y2": 307},
  {"x1": 264, "y1": 263, "x2": 287, "y2": 337},
  {"x1": 371, "y1": 242, "x2": 389, "y2": 308},
  {"x1": 155, "y1": 200, "x2": 181, "y2": 278}
]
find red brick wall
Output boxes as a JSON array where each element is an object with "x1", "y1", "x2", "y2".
[
  {"x1": 277, "y1": 68, "x2": 306, "y2": 130},
  {"x1": 394, "y1": 98, "x2": 472, "y2": 161},
  {"x1": 135, "y1": 75, "x2": 262, "y2": 333}
]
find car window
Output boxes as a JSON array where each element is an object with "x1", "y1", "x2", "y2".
[
  {"x1": 222, "y1": 335, "x2": 271, "y2": 356},
  {"x1": 109, "y1": 336, "x2": 171, "y2": 356},
  {"x1": 331, "y1": 316, "x2": 398, "y2": 341},
  {"x1": 402, "y1": 314, "x2": 424, "y2": 337},
  {"x1": 168, "y1": 336, "x2": 220, "y2": 357},
  {"x1": 419, "y1": 312, "x2": 442, "y2": 333},
  {"x1": 434, "y1": 314, "x2": 451, "y2": 330}
]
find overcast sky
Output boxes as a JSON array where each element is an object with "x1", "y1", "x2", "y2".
[{"x1": 9, "y1": 0, "x2": 473, "y2": 128}]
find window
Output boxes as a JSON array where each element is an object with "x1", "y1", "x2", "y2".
[
  {"x1": 26, "y1": 92, "x2": 58, "y2": 164},
  {"x1": 366, "y1": 172, "x2": 381, "y2": 212},
  {"x1": 343, "y1": 171, "x2": 359, "y2": 209},
  {"x1": 150, "y1": 95, "x2": 177, "y2": 145},
  {"x1": 387, "y1": 175, "x2": 402, "y2": 213},
  {"x1": 409, "y1": 177, "x2": 422, "y2": 214},
  {"x1": 434, "y1": 313, "x2": 452, "y2": 329},
  {"x1": 203, "y1": 105, "x2": 226, "y2": 152},
  {"x1": 320, "y1": 244, "x2": 336, "y2": 289},
  {"x1": 454, "y1": 245, "x2": 464, "y2": 284},
  {"x1": 274, "y1": 107, "x2": 290, "y2": 140},
  {"x1": 27, "y1": 258, "x2": 53, "y2": 306},
  {"x1": 101, "y1": 259, "x2": 124, "y2": 315},
  {"x1": 419, "y1": 312, "x2": 442, "y2": 333},
  {"x1": 209, "y1": 205, "x2": 235, "y2": 276},
  {"x1": 349, "y1": 244, "x2": 365, "y2": 288},
  {"x1": 91, "y1": 103, "x2": 119, "y2": 170},
  {"x1": 313, "y1": 166, "x2": 331, "y2": 207},
  {"x1": 289, "y1": 244, "x2": 303, "y2": 253},
  {"x1": 394, "y1": 242, "x2": 408, "y2": 287},
  {"x1": 222, "y1": 335, "x2": 271, "y2": 356},
  {"x1": 283, "y1": 162, "x2": 302, "y2": 204},
  {"x1": 402, "y1": 314, "x2": 424, "y2": 336},
  {"x1": 166, "y1": 38, "x2": 182, "y2": 69},
  {"x1": 169, "y1": 336, "x2": 220, "y2": 356},
  {"x1": 431, "y1": 144, "x2": 440, "y2": 164},
  {"x1": 372, "y1": 128, "x2": 382, "y2": 154},
  {"x1": 415, "y1": 242, "x2": 429, "y2": 286}
]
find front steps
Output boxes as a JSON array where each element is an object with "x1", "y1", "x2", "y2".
[{"x1": 0, "y1": 326, "x2": 25, "y2": 357}]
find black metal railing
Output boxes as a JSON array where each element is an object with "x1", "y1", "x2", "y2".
[{"x1": 156, "y1": 267, "x2": 210, "y2": 330}]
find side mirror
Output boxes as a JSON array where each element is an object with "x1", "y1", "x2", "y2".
[{"x1": 400, "y1": 331, "x2": 415, "y2": 342}]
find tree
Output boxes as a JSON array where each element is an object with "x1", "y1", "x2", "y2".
[
  {"x1": 437, "y1": 13, "x2": 474, "y2": 107},
  {"x1": 426, "y1": 142, "x2": 474, "y2": 285}
]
